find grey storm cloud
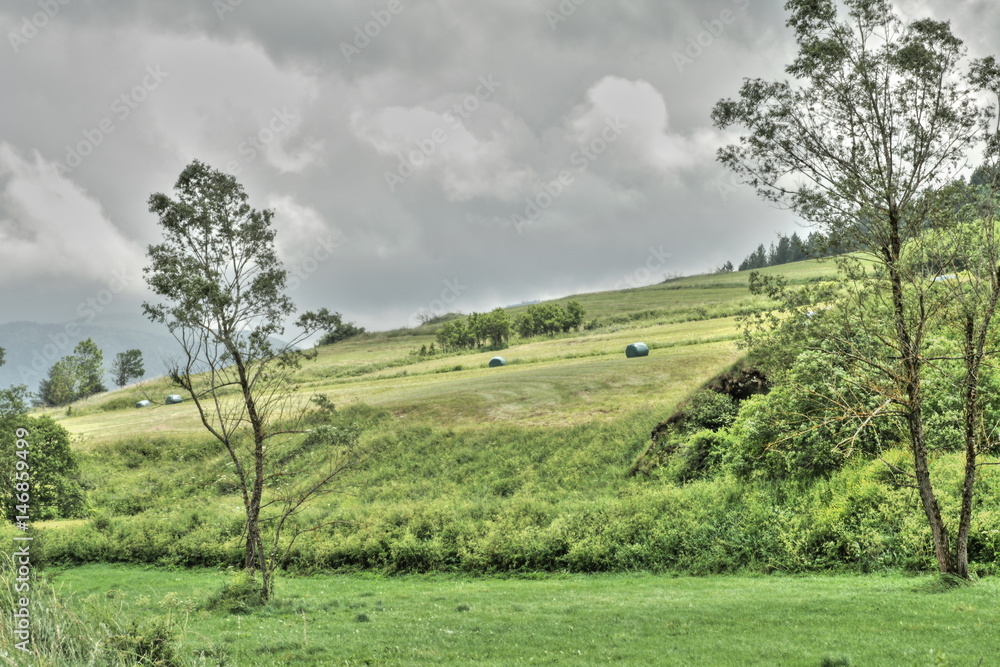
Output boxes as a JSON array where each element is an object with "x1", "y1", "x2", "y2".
[{"x1": 0, "y1": 0, "x2": 996, "y2": 331}]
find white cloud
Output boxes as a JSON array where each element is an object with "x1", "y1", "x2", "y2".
[
  {"x1": 569, "y1": 76, "x2": 720, "y2": 176},
  {"x1": 0, "y1": 143, "x2": 143, "y2": 283},
  {"x1": 350, "y1": 103, "x2": 536, "y2": 201},
  {"x1": 140, "y1": 34, "x2": 324, "y2": 175},
  {"x1": 267, "y1": 195, "x2": 341, "y2": 259}
]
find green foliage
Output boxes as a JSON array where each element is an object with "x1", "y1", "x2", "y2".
[
  {"x1": 414, "y1": 342, "x2": 439, "y2": 357},
  {"x1": 435, "y1": 319, "x2": 474, "y2": 351},
  {"x1": 738, "y1": 243, "x2": 769, "y2": 271},
  {"x1": 0, "y1": 383, "x2": 31, "y2": 419},
  {"x1": 99, "y1": 394, "x2": 141, "y2": 412},
  {"x1": 37, "y1": 338, "x2": 108, "y2": 406},
  {"x1": 204, "y1": 569, "x2": 267, "y2": 614},
  {"x1": 315, "y1": 312, "x2": 366, "y2": 346},
  {"x1": 0, "y1": 559, "x2": 184, "y2": 666},
  {"x1": 107, "y1": 619, "x2": 179, "y2": 666},
  {"x1": 734, "y1": 232, "x2": 823, "y2": 272},
  {"x1": 144, "y1": 161, "x2": 361, "y2": 599},
  {"x1": 38, "y1": 358, "x2": 77, "y2": 407},
  {"x1": 0, "y1": 414, "x2": 86, "y2": 521},
  {"x1": 725, "y1": 351, "x2": 892, "y2": 481},
  {"x1": 684, "y1": 390, "x2": 737, "y2": 431},
  {"x1": 436, "y1": 308, "x2": 513, "y2": 350},
  {"x1": 110, "y1": 349, "x2": 145, "y2": 388},
  {"x1": 28, "y1": 402, "x2": 1000, "y2": 577},
  {"x1": 478, "y1": 307, "x2": 513, "y2": 347},
  {"x1": 73, "y1": 338, "x2": 106, "y2": 396},
  {"x1": 661, "y1": 430, "x2": 733, "y2": 484},
  {"x1": 514, "y1": 301, "x2": 586, "y2": 337}
]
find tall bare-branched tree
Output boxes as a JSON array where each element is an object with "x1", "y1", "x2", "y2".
[
  {"x1": 143, "y1": 160, "x2": 363, "y2": 599},
  {"x1": 714, "y1": 0, "x2": 1000, "y2": 576}
]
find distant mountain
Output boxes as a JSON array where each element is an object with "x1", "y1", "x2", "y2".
[
  {"x1": 0, "y1": 312, "x2": 298, "y2": 393},
  {"x1": 0, "y1": 313, "x2": 183, "y2": 391}
]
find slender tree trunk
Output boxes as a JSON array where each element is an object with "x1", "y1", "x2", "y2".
[
  {"x1": 910, "y1": 409, "x2": 956, "y2": 573},
  {"x1": 887, "y1": 221, "x2": 956, "y2": 574},
  {"x1": 956, "y1": 388, "x2": 977, "y2": 579},
  {"x1": 230, "y1": 347, "x2": 274, "y2": 600},
  {"x1": 957, "y1": 312, "x2": 989, "y2": 579}
]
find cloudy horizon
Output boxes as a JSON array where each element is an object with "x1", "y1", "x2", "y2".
[{"x1": 2, "y1": 0, "x2": 997, "y2": 333}]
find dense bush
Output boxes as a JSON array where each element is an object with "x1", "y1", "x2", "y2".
[
  {"x1": 204, "y1": 569, "x2": 267, "y2": 614},
  {"x1": 660, "y1": 430, "x2": 733, "y2": 484},
  {"x1": 98, "y1": 395, "x2": 139, "y2": 412},
  {"x1": 436, "y1": 308, "x2": 513, "y2": 350},
  {"x1": 724, "y1": 350, "x2": 894, "y2": 481},
  {"x1": 514, "y1": 302, "x2": 586, "y2": 338},
  {"x1": 37, "y1": 338, "x2": 107, "y2": 406},
  {"x1": 0, "y1": 414, "x2": 86, "y2": 522},
  {"x1": 684, "y1": 390, "x2": 737, "y2": 431}
]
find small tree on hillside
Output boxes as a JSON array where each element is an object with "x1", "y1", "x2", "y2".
[
  {"x1": 480, "y1": 308, "x2": 512, "y2": 348},
  {"x1": 37, "y1": 338, "x2": 107, "y2": 406},
  {"x1": 72, "y1": 338, "x2": 106, "y2": 397},
  {"x1": 143, "y1": 160, "x2": 369, "y2": 600},
  {"x1": 0, "y1": 385, "x2": 31, "y2": 420},
  {"x1": 315, "y1": 313, "x2": 366, "y2": 346},
  {"x1": 38, "y1": 359, "x2": 78, "y2": 407},
  {"x1": 0, "y1": 349, "x2": 31, "y2": 419},
  {"x1": 110, "y1": 349, "x2": 145, "y2": 388},
  {"x1": 564, "y1": 301, "x2": 586, "y2": 331}
]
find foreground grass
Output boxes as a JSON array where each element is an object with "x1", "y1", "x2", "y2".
[{"x1": 15, "y1": 565, "x2": 999, "y2": 666}]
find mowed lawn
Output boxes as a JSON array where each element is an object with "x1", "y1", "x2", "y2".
[
  {"x1": 52, "y1": 319, "x2": 744, "y2": 442},
  {"x1": 43, "y1": 259, "x2": 841, "y2": 444},
  {"x1": 42, "y1": 565, "x2": 1000, "y2": 666}
]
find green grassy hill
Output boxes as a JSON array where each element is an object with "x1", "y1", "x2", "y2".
[
  {"x1": 25, "y1": 259, "x2": 972, "y2": 577},
  {"x1": 51, "y1": 259, "x2": 834, "y2": 440}
]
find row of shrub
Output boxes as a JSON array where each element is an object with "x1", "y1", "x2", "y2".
[
  {"x1": 16, "y1": 398, "x2": 1000, "y2": 578},
  {"x1": 15, "y1": 452, "x2": 1000, "y2": 576}
]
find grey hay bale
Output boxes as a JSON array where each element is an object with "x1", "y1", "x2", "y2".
[
  {"x1": 489, "y1": 356, "x2": 506, "y2": 367},
  {"x1": 135, "y1": 400, "x2": 151, "y2": 408},
  {"x1": 625, "y1": 342, "x2": 649, "y2": 358},
  {"x1": 165, "y1": 394, "x2": 184, "y2": 404}
]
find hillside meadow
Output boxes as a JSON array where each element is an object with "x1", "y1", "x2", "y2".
[{"x1": 7, "y1": 258, "x2": 1000, "y2": 664}]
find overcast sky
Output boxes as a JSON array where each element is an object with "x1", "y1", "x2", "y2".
[{"x1": 1, "y1": 0, "x2": 997, "y2": 332}]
